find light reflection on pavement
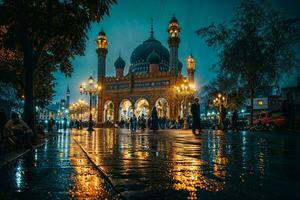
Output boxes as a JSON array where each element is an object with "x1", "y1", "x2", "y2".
[
  {"x1": 72, "y1": 128, "x2": 300, "y2": 200},
  {"x1": 0, "y1": 128, "x2": 299, "y2": 200},
  {"x1": 0, "y1": 132, "x2": 119, "y2": 199}
]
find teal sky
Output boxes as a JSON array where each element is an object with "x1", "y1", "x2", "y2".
[{"x1": 54, "y1": 0, "x2": 300, "y2": 103}]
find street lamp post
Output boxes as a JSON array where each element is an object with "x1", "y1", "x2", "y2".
[
  {"x1": 174, "y1": 78, "x2": 196, "y2": 129},
  {"x1": 212, "y1": 93, "x2": 230, "y2": 129},
  {"x1": 77, "y1": 99, "x2": 87, "y2": 129},
  {"x1": 80, "y1": 76, "x2": 101, "y2": 132}
]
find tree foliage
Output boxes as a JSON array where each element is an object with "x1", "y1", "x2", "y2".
[
  {"x1": 197, "y1": 0, "x2": 300, "y2": 124},
  {"x1": 0, "y1": 0, "x2": 116, "y2": 129},
  {"x1": 201, "y1": 71, "x2": 245, "y2": 110}
]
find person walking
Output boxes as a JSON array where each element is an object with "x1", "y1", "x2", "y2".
[
  {"x1": 190, "y1": 97, "x2": 202, "y2": 134},
  {"x1": 151, "y1": 107, "x2": 159, "y2": 130}
]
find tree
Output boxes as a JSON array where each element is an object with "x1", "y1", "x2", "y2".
[
  {"x1": 0, "y1": 82, "x2": 23, "y2": 114},
  {"x1": 201, "y1": 71, "x2": 245, "y2": 110},
  {"x1": 196, "y1": 0, "x2": 300, "y2": 125},
  {"x1": 0, "y1": 0, "x2": 116, "y2": 130}
]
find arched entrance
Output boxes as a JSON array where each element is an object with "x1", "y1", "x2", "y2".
[
  {"x1": 135, "y1": 98, "x2": 150, "y2": 118},
  {"x1": 103, "y1": 100, "x2": 114, "y2": 122},
  {"x1": 155, "y1": 98, "x2": 169, "y2": 118},
  {"x1": 119, "y1": 99, "x2": 133, "y2": 121},
  {"x1": 179, "y1": 99, "x2": 192, "y2": 118}
]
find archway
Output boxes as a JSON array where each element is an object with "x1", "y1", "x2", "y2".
[
  {"x1": 155, "y1": 98, "x2": 169, "y2": 118},
  {"x1": 119, "y1": 99, "x2": 133, "y2": 121},
  {"x1": 179, "y1": 99, "x2": 192, "y2": 118},
  {"x1": 134, "y1": 98, "x2": 150, "y2": 118},
  {"x1": 103, "y1": 100, "x2": 114, "y2": 122}
]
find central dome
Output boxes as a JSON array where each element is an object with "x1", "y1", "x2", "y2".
[{"x1": 130, "y1": 37, "x2": 169, "y2": 73}]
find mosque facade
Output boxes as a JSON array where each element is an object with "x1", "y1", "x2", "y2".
[{"x1": 96, "y1": 16, "x2": 196, "y2": 125}]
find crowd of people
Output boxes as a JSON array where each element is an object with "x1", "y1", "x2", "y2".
[
  {"x1": 0, "y1": 94, "x2": 296, "y2": 151},
  {"x1": 116, "y1": 98, "x2": 204, "y2": 133},
  {"x1": 118, "y1": 114, "x2": 188, "y2": 131}
]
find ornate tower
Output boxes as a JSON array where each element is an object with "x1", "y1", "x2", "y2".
[
  {"x1": 167, "y1": 15, "x2": 181, "y2": 76},
  {"x1": 96, "y1": 29, "x2": 108, "y2": 86},
  {"x1": 96, "y1": 29, "x2": 108, "y2": 125},
  {"x1": 114, "y1": 55, "x2": 126, "y2": 78},
  {"x1": 187, "y1": 54, "x2": 195, "y2": 83},
  {"x1": 66, "y1": 84, "x2": 70, "y2": 109}
]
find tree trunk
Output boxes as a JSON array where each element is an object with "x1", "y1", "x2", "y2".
[
  {"x1": 17, "y1": 0, "x2": 36, "y2": 133},
  {"x1": 23, "y1": 64, "x2": 35, "y2": 131}
]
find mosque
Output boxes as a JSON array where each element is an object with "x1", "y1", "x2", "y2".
[{"x1": 96, "y1": 16, "x2": 196, "y2": 125}]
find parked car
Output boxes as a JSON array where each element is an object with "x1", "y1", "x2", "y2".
[{"x1": 253, "y1": 111, "x2": 284, "y2": 131}]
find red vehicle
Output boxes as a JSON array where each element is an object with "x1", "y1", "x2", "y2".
[{"x1": 253, "y1": 111, "x2": 284, "y2": 130}]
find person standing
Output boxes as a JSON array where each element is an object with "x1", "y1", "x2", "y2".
[
  {"x1": 282, "y1": 93, "x2": 295, "y2": 130},
  {"x1": 151, "y1": 107, "x2": 159, "y2": 130},
  {"x1": 63, "y1": 117, "x2": 67, "y2": 131},
  {"x1": 138, "y1": 114, "x2": 146, "y2": 131},
  {"x1": 221, "y1": 105, "x2": 227, "y2": 130},
  {"x1": 130, "y1": 114, "x2": 137, "y2": 131},
  {"x1": 191, "y1": 97, "x2": 202, "y2": 134},
  {"x1": 48, "y1": 117, "x2": 55, "y2": 133}
]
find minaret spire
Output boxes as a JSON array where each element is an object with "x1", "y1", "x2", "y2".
[{"x1": 150, "y1": 17, "x2": 154, "y2": 38}]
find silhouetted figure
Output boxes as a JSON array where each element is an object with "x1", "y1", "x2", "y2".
[
  {"x1": 282, "y1": 93, "x2": 295, "y2": 130},
  {"x1": 5, "y1": 112, "x2": 33, "y2": 147},
  {"x1": 231, "y1": 109, "x2": 238, "y2": 132},
  {"x1": 56, "y1": 121, "x2": 59, "y2": 130},
  {"x1": 191, "y1": 97, "x2": 201, "y2": 134},
  {"x1": 48, "y1": 117, "x2": 55, "y2": 133},
  {"x1": 221, "y1": 105, "x2": 227, "y2": 130},
  {"x1": 138, "y1": 114, "x2": 146, "y2": 131},
  {"x1": 151, "y1": 107, "x2": 159, "y2": 130},
  {"x1": 130, "y1": 114, "x2": 137, "y2": 131},
  {"x1": 63, "y1": 117, "x2": 67, "y2": 131}
]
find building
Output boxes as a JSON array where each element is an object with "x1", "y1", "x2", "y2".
[
  {"x1": 97, "y1": 16, "x2": 196, "y2": 125},
  {"x1": 252, "y1": 95, "x2": 282, "y2": 112},
  {"x1": 281, "y1": 76, "x2": 300, "y2": 128}
]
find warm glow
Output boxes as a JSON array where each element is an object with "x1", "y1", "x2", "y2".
[
  {"x1": 187, "y1": 55, "x2": 195, "y2": 70},
  {"x1": 96, "y1": 34, "x2": 108, "y2": 49},
  {"x1": 257, "y1": 100, "x2": 263, "y2": 106},
  {"x1": 88, "y1": 76, "x2": 94, "y2": 85}
]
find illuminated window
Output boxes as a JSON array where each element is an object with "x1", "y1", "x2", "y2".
[{"x1": 257, "y1": 100, "x2": 263, "y2": 106}]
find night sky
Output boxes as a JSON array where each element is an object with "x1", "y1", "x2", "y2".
[{"x1": 54, "y1": 0, "x2": 300, "y2": 103}]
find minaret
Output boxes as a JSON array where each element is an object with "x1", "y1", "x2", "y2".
[
  {"x1": 167, "y1": 15, "x2": 181, "y2": 76},
  {"x1": 66, "y1": 84, "x2": 70, "y2": 109},
  {"x1": 96, "y1": 29, "x2": 108, "y2": 86},
  {"x1": 187, "y1": 54, "x2": 195, "y2": 83},
  {"x1": 114, "y1": 55, "x2": 126, "y2": 78}
]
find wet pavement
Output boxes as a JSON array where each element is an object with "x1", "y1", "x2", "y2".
[
  {"x1": 73, "y1": 129, "x2": 300, "y2": 200},
  {"x1": 0, "y1": 129, "x2": 299, "y2": 200},
  {"x1": 0, "y1": 131, "x2": 119, "y2": 200}
]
